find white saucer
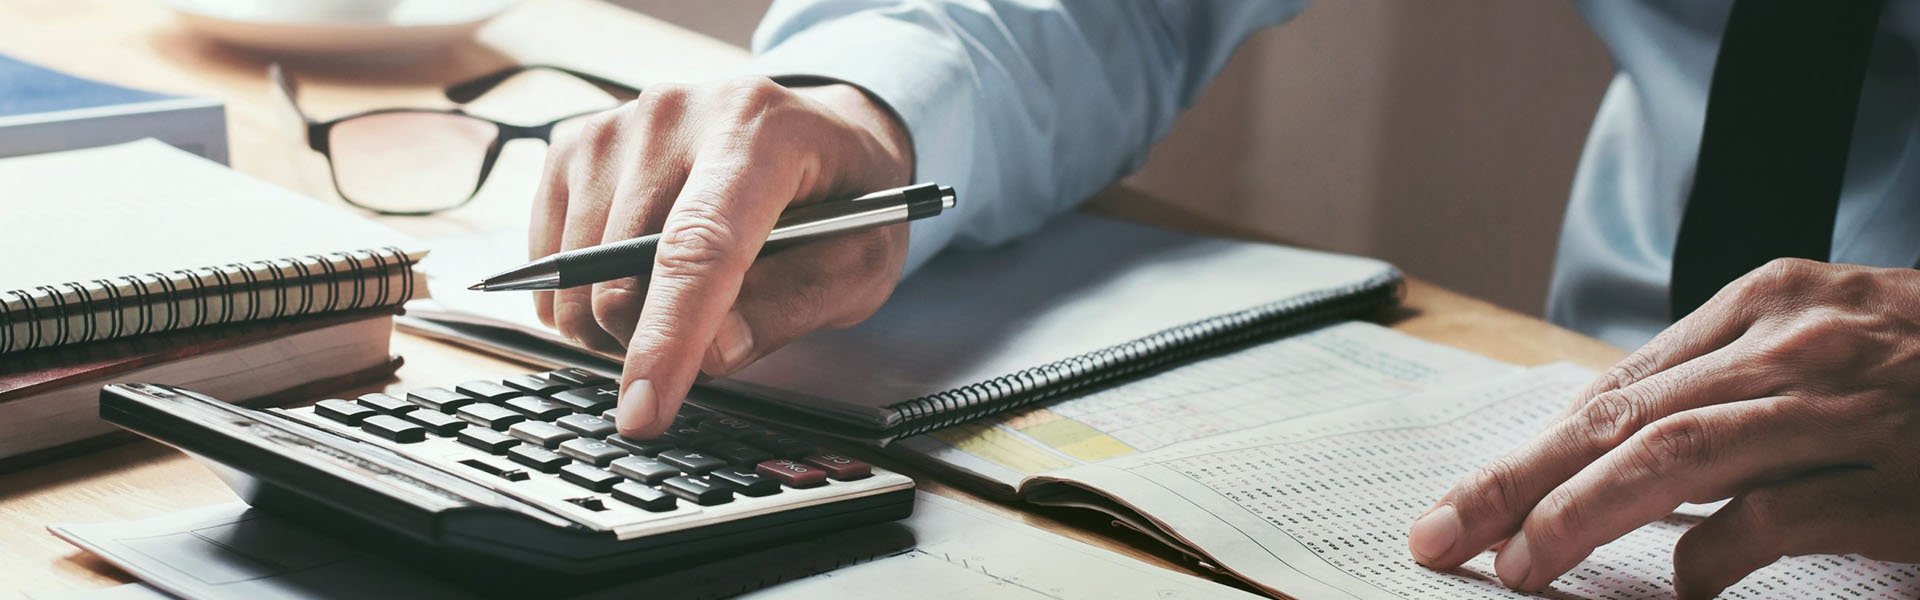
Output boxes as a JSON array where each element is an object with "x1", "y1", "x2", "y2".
[{"x1": 158, "y1": 0, "x2": 522, "y2": 60}]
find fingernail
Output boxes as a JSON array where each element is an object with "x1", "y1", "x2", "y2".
[
  {"x1": 1495, "y1": 531, "x2": 1533, "y2": 590},
  {"x1": 616, "y1": 379, "x2": 654, "y2": 434},
  {"x1": 1408, "y1": 504, "x2": 1461, "y2": 564},
  {"x1": 704, "y1": 310, "x2": 754, "y2": 375}
]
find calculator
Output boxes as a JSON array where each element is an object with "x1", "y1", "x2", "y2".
[{"x1": 98, "y1": 368, "x2": 914, "y2": 594}]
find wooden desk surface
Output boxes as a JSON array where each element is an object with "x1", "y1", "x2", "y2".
[{"x1": 0, "y1": 1, "x2": 1628, "y2": 597}]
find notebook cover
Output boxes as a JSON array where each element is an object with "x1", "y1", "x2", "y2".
[{"x1": 0, "y1": 54, "x2": 175, "y2": 118}]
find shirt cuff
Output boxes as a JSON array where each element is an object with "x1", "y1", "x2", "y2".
[{"x1": 736, "y1": 10, "x2": 975, "y2": 276}]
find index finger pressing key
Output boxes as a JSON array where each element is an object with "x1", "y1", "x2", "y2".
[{"x1": 610, "y1": 149, "x2": 801, "y2": 438}]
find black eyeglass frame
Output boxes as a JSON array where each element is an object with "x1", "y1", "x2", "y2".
[{"x1": 270, "y1": 63, "x2": 643, "y2": 216}]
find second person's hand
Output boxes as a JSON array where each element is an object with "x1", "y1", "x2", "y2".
[{"x1": 530, "y1": 77, "x2": 915, "y2": 439}]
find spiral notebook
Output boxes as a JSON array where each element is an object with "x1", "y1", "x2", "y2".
[
  {"x1": 0, "y1": 140, "x2": 428, "y2": 355},
  {"x1": 693, "y1": 215, "x2": 1405, "y2": 440}
]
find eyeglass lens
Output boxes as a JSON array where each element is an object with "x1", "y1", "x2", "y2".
[{"x1": 327, "y1": 111, "x2": 498, "y2": 213}]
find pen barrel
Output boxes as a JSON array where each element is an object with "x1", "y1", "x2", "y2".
[
  {"x1": 525, "y1": 183, "x2": 954, "y2": 290},
  {"x1": 554, "y1": 235, "x2": 661, "y2": 288},
  {"x1": 546, "y1": 201, "x2": 912, "y2": 288},
  {"x1": 764, "y1": 202, "x2": 913, "y2": 250}
]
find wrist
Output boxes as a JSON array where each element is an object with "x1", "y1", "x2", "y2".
[{"x1": 791, "y1": 82, "x2": 915, "y2": 183}]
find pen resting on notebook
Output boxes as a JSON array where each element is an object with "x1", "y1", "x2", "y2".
[{"x1": 471, "y1": 183, "x2": 956, "y2": 292}]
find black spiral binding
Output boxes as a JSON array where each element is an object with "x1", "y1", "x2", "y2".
[
  {"x1": 0, "y1": 247, "x2": 416, "y2": 355},
  {"x1": 880, "y1": 269, "x2": 1408, "y2": 439}
]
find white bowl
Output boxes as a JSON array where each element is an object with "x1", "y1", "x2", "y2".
[{"x1": 159, "y1": 0, "x2": 521, "y2": 60}]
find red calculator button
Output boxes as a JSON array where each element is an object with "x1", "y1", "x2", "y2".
[
  {"x1": 802, "y1": 453, "x2": 871, "y2": 481},
  {"x1": 756, "y1": 459, "x2": 827, "y2": 488}
]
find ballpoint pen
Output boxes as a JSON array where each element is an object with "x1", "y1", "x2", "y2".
[{"x1": 469, "y1": 183, "x2": 957, "y2": 292}]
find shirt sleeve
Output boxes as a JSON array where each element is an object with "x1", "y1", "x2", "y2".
[{"x1": 741, "y1": 0, "x2": 1307, "y2": 274}]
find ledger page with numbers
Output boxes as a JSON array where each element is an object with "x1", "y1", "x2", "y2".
[
  {"x1": 889, "y1": 321, "x2": 1518, "y2": 494},
  {"x1": 1036, "y1": 364, "x2": 1920, "y2": 599}
]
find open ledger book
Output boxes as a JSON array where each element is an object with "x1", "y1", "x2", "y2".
[{"x1": 1013, "y1": 363, "x2": 1920, "y2": 598}]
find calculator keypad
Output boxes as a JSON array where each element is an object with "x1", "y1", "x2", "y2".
[{"x1": 288, "y1": 368, "x2": 904, "y2": 540}]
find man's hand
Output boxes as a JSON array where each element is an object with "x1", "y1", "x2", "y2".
[
  {"x1": 1406, "y1": 258, "x2": 1920, "y2": 598},
  {"x1": 530, "y1": 77, "x2": 913, "y2": 439}
]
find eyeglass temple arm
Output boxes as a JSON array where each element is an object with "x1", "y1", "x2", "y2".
[
  {"x1": 267, "y1": 63, "x2": 317, "y2": 125},
  {"x1": 443, "y1": 64, "x2": 643, "y2": 104}
]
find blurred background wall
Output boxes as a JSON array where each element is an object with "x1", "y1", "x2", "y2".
[{"x1": 610, "y1": 0, "x2": 1614, "y2": 317}]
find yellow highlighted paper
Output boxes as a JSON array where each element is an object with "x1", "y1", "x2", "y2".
[{"x1": 928, "y1": 408, "x2": 1139, "y2": 475}]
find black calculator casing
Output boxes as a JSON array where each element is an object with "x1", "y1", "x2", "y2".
[{"x1": 99, "y1": 383, "x2": 915, "y2": 595}]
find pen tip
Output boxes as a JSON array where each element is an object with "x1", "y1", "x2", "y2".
[{"x1": 467, "y1": 282, "x2": 486, "y2": 291}]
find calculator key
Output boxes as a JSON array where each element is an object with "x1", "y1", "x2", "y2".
[
  {"x1": 697, "y1": 416, "x2": 765, "y2": 440},
  {"x1": 608, "y1": 456, "x2": 680, "y2": 484},
  {"x1": 754, "y1": 433, "x2": 817, "y2": 458},
  {"x1": 671, "y1": 413, "x2": 705, "y2": 430},
  {"x1": 610, "y1": 482, "x2": 677, "y2": 512},
  {"x1": 657, "y1": 449, "x2": 728, "y2": 474},
  {"x1": 401, "y1": 409, "x2": 467, "y2": 436},
  {"x1": 605, "y1": 435, "x2": 675, "y2": 457},
  {"x1": 558, "y1": 463, "x2": 623, "y2": 492},
  {"x1": 507, "y1": 421, "x2": 577, "y2": 449},
  {"x1": 550, "y1": 385, "x2": 620, "y2": 413},
  {"x1": 458, "y1": 457, "x2": 529, "y2": 482},
  {"x1": 502, "y1": 373, "x2": 570, "y2": 395},
  {"x1": 555, "y1": 414, "x2": 617, "y2": 438},
  {"x1": 676, "y1": 403, "x2": 718, "y2": 421},
  {"x1": 709, "y1": 468, "x2": 780, "y2": 497},
  {"x1": 355, "y1": 393, "x2": 416, "y2": 415},
  {"x1": 557, "y1": 438, "x2": 628, "y2": 466},
  {"x1": 803, "y1": 453, "x2": 872, "y2": 481},
  {"x1": 361, "y1": 415, "x2": 427, "y2": 443},
  {"x1": 455, "y1": 380, "x2": 524, "y2": 402},
  {"x1": 457, "y1": 427, "x2": 519, "y2": 454},
  {"x1": 314, "y1": 399, "x2": 375, "y2": 425},
  {"x1": 661, "y1": 476, "x2": 733, "y2": 505},
  {"x1": 756, "y1": 458, "x2": 827, "y2": 488},
  {"x1": 565, "y1": 496, "x2": 608, "y2": 512},
  {"x1": 406, "y1": 387, "x2": 476, "y2": 412},
  {"x1": 503, "y1": 396, "x2": 571, "y2": 421},
  {"x1": 705, "y1": 441, "x2": 773, "y2": 466},
  {"x1": 507, "y1": 445, "x2": 570, "y2": 473},
  {"x1": 660, "y1": 424, "x2": 718, "y2": 447},
  {"x1": 548, "y1": 367, "x2": 611, "y2": 386},
  {"x1": 455, "y1": 403, "x2": 526, "y2": 430}
]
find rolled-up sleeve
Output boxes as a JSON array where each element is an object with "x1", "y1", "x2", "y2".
[{"x1": 744, "y1": 0, "x2": 1306, "y2": 274}]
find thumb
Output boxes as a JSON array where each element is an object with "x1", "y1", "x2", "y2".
[
  {"x1": 1671, "y1": 469, "x2": 1879, "y2": 600},
  {"x1": 701, "y1": 226, "x2": 905, "y2": 378}
]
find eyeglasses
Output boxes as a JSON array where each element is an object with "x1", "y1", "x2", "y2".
[{"x1": 272, "y1": 63, "x2": 642, "y2": 215}]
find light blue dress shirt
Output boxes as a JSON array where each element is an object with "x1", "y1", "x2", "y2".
[{"x1": 745, "y1": 1, "x2": 1920, "y2": 350}]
